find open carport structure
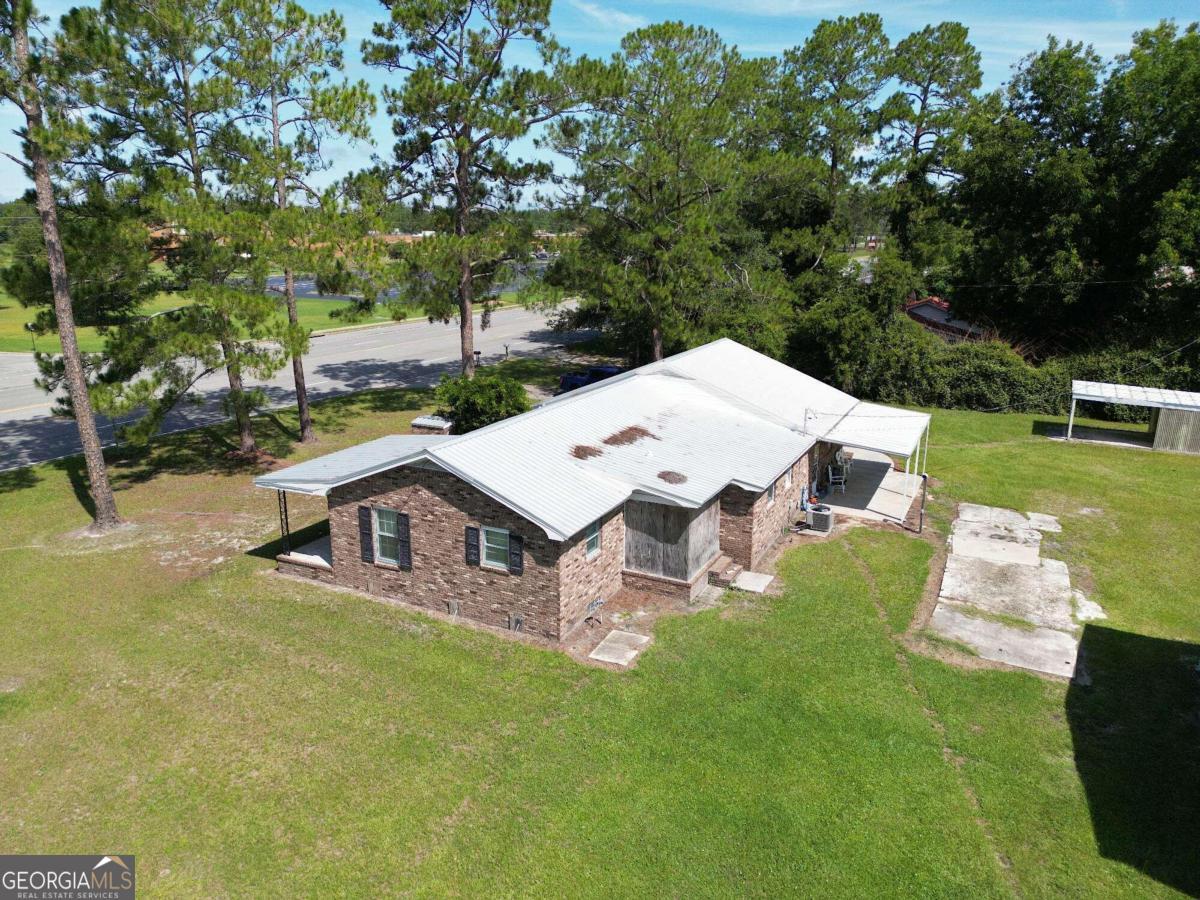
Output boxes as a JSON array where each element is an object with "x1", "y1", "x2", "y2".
[
  {"x1": 1068, "y1": 380, "x2": 1200, "y2": 454},
  {"x1": 808, "y1": 403, "x2": 931, "y2": 525}
]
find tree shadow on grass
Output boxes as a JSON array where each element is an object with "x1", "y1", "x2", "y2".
[
  {"x1": 1067, "y1": 624, "x2": 1200, "y2": 895},
  {"x1": 49, "y1": 456, "x2": 96, "y2": 519},
  {"x1": 0, "y1": 466, "x2": 39, "y2": 494}
]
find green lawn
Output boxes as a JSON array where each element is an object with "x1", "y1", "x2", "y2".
[
  {"x1": 0, "y1": 284, "x2": 527, "y2": 354},
  {"x1": 0, "y1": 292, "x2": 400, "y2": 354},
  {"x1": 0, "y1": 391, "x2": 1197, "y2": 895}
]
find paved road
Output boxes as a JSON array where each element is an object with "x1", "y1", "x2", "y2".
[{"x1": 0, "y1": 305, "x2": 583, "y2": 472}]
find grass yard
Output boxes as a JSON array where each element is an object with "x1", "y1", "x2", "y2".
[
  {"x1": 0, "y1": 386, "x2": 1197, "y2": 895},
  {"x1": 0, "y1": 282, "x2": 527, "y2": 353},
  {"x1": 0, "y1": 293, "x2": 399, "y2": 354}
]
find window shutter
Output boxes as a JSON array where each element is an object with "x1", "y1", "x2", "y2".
[
  {"x1": 397, "y1": 512, "x2": 412, "y2": 569},
  {"x1": 465, "y1": 526, "x2": 480, "y2": 566},
  {"x1": 508, "y1": 533, "x2": 524, "y2": 575},
  {"x1": 358, "y1": 506, "x2": 374, "y2": 563}
]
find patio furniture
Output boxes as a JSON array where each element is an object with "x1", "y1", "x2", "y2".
[
  {"x1": 835, "y1": 449, "x2": 854, "y2": 471},
  {"x1": 827, "y1": 464, "x2": 847, "y2": 494}
]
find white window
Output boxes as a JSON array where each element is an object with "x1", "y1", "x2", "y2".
[
  {"x1": 767, "y1": 481, "x2": 777, "y2": 505},
  {"x1": 374, "y1": 508, "x2": 400, "y2": 565},
  {"x1": 585, "y1": 520, "x2": 601, "y2": 558},
  {"x1": 482, "y1": 526, "x2": 510, "y2": 569},
  {"x1": 784, "y1": 466, "x2": 793, "y2": 489}
]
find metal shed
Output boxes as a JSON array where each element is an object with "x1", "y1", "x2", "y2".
[{"x1": 1068, "y1": 380, "x2": 1200, "y2": 454}]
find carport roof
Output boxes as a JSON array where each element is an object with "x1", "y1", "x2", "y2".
[
  {"x1": 254, "y1": 435, "x2": 451, "y2": 495},
  {"x1": 1072, "y1": 380, "x2": 1200, "y2": 413},
  {"x1": 824, "y1": 403, "x2": 931, "y2": 458}
]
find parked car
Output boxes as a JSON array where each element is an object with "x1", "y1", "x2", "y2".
[{"x1": 556, "y1": 364, "x2": 625, "y2": 395}]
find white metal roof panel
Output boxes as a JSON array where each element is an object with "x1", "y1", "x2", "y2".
[
  {"x1": 253, "y1": 435, "x2": 451, "y2": 495},
  {"x1": 1072, "y1": 380, "x2": 1200, "y2": 412},
  {"x1": 823, "y1": 403, "x2": 930, "y2": 458}
]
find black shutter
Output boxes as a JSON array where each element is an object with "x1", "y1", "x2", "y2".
[
  {"x1": 397, "y1": 512, "x2": 412, "y2": 569},
  {"x1": 358, "y1": 506, "x2": 374, "y2": 563},
  {"x1": 508, "y1": 533, "x2": 524, "y2": 575},
  {"x1": 465, "y1": 526, "x2": 480, "y2": 566}
]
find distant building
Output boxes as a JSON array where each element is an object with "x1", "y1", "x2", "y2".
[{"x1": 903, "y1": 297, "x2": 985, "y2": 342}]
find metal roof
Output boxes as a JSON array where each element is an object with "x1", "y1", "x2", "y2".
[
  {"x1": 255, "y1": 339, "x2": 928, "y2": 540},
  {"x1": 254, "y1": 435, "x2": 452, "y2": 495},
  {"x1": 824, "y1": 402, "x2": 931, "y2": 458},
  {"x1": 1072, "y1": 380, "x2": 1200, "y2": 413}
]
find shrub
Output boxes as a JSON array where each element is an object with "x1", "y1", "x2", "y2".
[
  {"x1": 434, "y1": 369, "x2": 532, "y2": 433},
  {"x1": 794, "y1": 308, "x2": 1200, "y2": 419}
]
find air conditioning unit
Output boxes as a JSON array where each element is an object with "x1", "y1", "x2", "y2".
[{"x1": 806, "y1": 505, "x2": 835, "y2": 534}]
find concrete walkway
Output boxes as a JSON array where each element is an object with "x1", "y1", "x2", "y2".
[{"x1": 930, "y1": 503, "x2": 1105, "y2": 678}]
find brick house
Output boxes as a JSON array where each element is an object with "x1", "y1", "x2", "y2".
[{"x1": 256, "y1": 339, "x2": 928, "y2": 641}]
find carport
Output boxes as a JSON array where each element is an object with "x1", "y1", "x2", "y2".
[
  {"x1": 811, "y1": 403, "x2": 931, "y2": 525},
  {"x1": 1068, "y1": 380, "x2": 1200, "y2": 454},
  {"x1": 824, "y1": 403, "x2": 931, "y2": 500}
]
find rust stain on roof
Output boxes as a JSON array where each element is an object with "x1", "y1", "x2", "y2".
[
  {"x1": 657, "y1": 470, "x2": 687, "y2": 484},
  {"x1": 602, "y1": 425, "x2": 660, "y2": 446},
  {"x1": 572, "y1": 444, "x2": 603, "y2": 460}
]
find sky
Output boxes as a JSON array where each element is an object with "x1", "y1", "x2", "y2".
[{"x1": 0, "y1": 0, "x2": 1193, "y2": 202}]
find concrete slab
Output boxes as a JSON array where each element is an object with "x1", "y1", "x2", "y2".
[
  {"x1": 1074, "y1": 591, "x2": 1108, "y2": 622},
  {"x1": 821, "y1": 449, "x2": 918, "y2": 523},
  {"x1": 280, "y1": 534, "x2": 332, "y2": 569},
  {"x1": 1026, "y1": 512, "x2": 1062, "y2": 533},
  {"x1": 957, "y1": 503, "x2": 1030, "y2": 528},
  {"x1": 950, "y1": 519, "x2": 1042, "y2": 567},
  {"x1": 930, "y1": 605, "x2": 1079, "y2": 678},
  {"x1": 588, "y1": 630, "x2": 651, "y2": 666},
  {"x1": 732, "y1": 571, "x2": 774, "y2": 594},
  {"x1": 938, "y1": 555, "x2": 1076, "y2": 631}
]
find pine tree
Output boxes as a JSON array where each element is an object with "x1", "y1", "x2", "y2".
[
  {"x1": 364, "y1": 0, "x2": 575, "y2": 376},
  {"x1": 223, "y1": 0, "x2": 374, "y2": 442},
  {"x1": 0, "y1": 0, "x2": 122, "y2": 530}
]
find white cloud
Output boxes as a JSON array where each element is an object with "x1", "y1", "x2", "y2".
[{"x1": 569, "y1": 0, "x2": 646, "y2": 32}]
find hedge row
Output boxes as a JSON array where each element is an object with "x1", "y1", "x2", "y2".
[{"x1": 795, "y1": 313, "x2": 1198, "y2": 422}]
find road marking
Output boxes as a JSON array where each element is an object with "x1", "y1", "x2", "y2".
[{"x1": 0, "y1": 401, "x2": 52, "y2": 414}]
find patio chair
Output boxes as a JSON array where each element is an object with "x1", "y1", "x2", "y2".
[
  {"x1": 827, "y1": 464, "x2": 847, "y2": 494},
  {"x1": 835, "y1": 449, "x2": 853, "y2": 471}
]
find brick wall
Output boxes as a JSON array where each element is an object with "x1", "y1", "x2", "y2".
[
  {"x1": 276, "y1": 556, "x2": 337, "y2": 585},
  {"x1": 620, "y1": 567, "x2": 709, "y2": 602},
  {"x1": 810, "y1": 441, "x2": 840, "y2": 494},
  {"x1": 718, "y1": 485, "x2": 755, "y2": 569},
  {"x1": 558, "y1": 508, "x2": 624, "y2": 637},
  {"x1": 719, "y1": 453, "x2": 810, "y2": 570},
  {"x1": 326, "y1": 467, "x2": 564, "y2": 639}
]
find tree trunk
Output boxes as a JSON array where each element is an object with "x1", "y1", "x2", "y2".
[
  {"x1": 221, "y1": 338, "x2": 257, "y2": 454},
  {"x1": 455, "y1": 150, "x2": 475, "y2": 378},
  {"x1": 651, "y1": 325, "x2": 664, "y2": 361},
  {"x1": 285, "y1": 270, "x2": 315, "y2": 442},
  {"x1": 458, "y1": 251, "x2": 475, "y2": 377},
  {"x1": 273, "y1": 92, "x2": 315, "y2": 441},
  {"x1": 16, "y1": 19, "x2": 121, "y2": 531}
]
